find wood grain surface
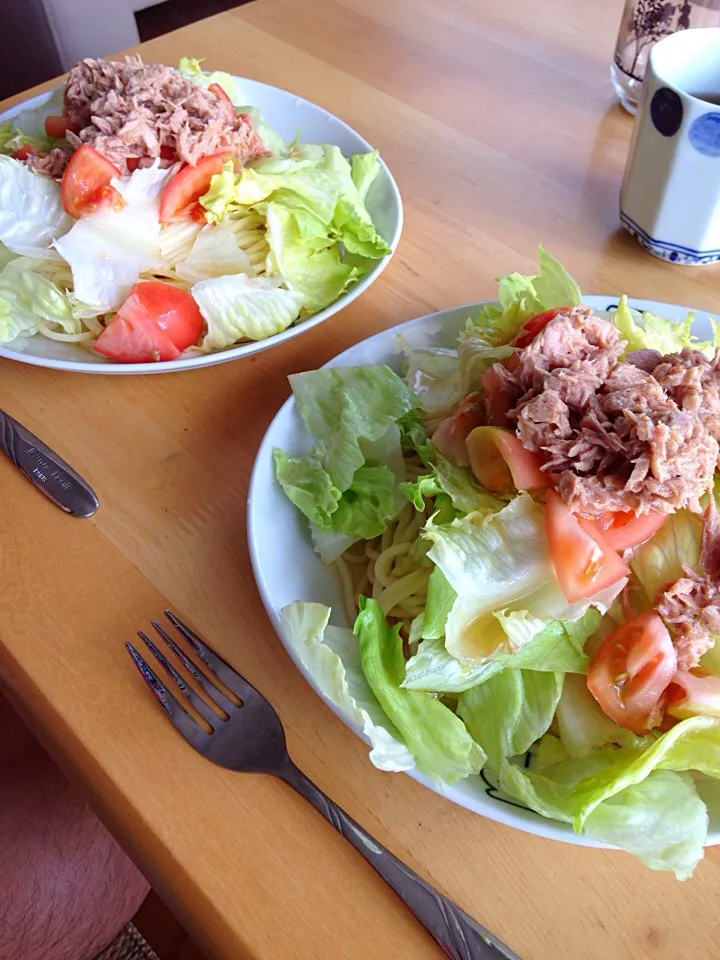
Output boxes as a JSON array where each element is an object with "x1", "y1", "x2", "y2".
[{"x1": 2, "y1": 2, "x2": 720, "y2": 959}]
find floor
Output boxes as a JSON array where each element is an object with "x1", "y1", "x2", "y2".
[
  {"x1": 136, "y1": 0, "x2": 252, "y2": 42},
  {"x1": 134, "y1": 892, "x2": 209, "y2": 960}
]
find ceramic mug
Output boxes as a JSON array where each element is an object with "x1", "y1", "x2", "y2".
[{"x1": 620, "y1": 26, "x2": 720, "y2": 264}]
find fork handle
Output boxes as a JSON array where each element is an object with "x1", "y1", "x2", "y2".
[{"x1": 280, "y1": 761, "x2": 520, "y2": 960}]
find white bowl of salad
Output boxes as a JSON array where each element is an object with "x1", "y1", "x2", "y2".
[
  {"x1": 0, "y1": 57, "x2": 401, "y2": 373},
  {"x1": 250, "y1": 247, "x2": 720, "y2": 880}
]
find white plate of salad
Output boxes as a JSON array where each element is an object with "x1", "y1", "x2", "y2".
[
  {"x1": 250, "y1": 247, "x2": 720, "y2": 880},
  {"x1": 0, "y1": 57, "x2": 401, "y2": 373}
]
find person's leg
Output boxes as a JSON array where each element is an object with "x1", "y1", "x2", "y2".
[{"x1": 0, "y1": 694, "x2": 150, "y2": 960}]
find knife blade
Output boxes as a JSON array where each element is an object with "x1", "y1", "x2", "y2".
[{"x1": 0, "y1": 409, "x2": 99, "y2": 518}]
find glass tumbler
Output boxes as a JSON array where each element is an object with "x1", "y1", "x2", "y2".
[{"x1": 611, "y1": 0, "x2": 720, "y2": 114}]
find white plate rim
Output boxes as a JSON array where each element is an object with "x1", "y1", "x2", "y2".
[
  {"x1": 248, "y1": 293, "x2": 720, "y2": 849},
  {"x1": 0, "y1": 78, "x2": 403, "y2": 374}
]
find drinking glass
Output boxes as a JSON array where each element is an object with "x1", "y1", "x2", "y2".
[{"x1": 611, "y1": 0, "x2": 720, "y2": 114}]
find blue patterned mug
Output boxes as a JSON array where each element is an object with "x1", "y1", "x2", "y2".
[{"x1": 620, "y1": 26, "x2": 720, "y2": 264}]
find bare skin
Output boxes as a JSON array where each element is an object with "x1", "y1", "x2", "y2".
[{"x1": 0, "y1": 694, "x2": 149, "y2": 960}]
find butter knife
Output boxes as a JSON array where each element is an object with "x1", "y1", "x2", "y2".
[{"x1": 0, "y1": 409, "x2": 99, "y2": 518}]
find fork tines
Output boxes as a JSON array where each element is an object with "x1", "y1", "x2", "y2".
[{"x1": 126, "y1": 611, "x2": 250, "y2": 740}]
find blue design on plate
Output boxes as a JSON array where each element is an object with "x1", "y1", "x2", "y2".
[
  {"x1": 620, "y1": 210, "x2": 720, "y2": 265},
  {"x1": 689, "y1": 112, "x2": 720, "y2": 157}
]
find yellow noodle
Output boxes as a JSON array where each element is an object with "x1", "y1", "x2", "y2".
[
  {"x1": 333, "y1": 482, "x2": 434, "y2": 627},
  {"x1": 36, "y1": 318, "x2": 95, "y2": 343}
]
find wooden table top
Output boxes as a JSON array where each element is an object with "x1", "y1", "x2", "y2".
[{"x1": 2, "y1": 1, "x2": 720, "y2": 958}]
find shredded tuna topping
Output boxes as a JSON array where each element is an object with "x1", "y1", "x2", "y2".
[
  {"x1": 35, "y1": 56, "x2": 268, "y2": 177},
  {"x1": 654, "y1": 502, "x2": 720, "y2": 668},
  {"x1": 656, "y1": 569, "x2": 720, "y2": 669},
  {"x1": 26, "y1": 145, "x2": 74, "y2": 178},
  {"x1": 490, "y1": 307, "x2": 720, "y2": 516}
]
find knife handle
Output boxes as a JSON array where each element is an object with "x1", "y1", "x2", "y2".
[{"x1": 0, "y1": 410, "x2": 99, "y2": 518}]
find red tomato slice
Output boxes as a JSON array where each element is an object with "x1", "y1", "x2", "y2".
[
  {"x1": 123, "y1": 282, "x2": 205, "y2": 352},
  {"x1": 481, "y1": 365, "x2": 514, "y2": 427},
  {"x1": 94, "y1": 315, "x2": 181, "y2": 363},
  {"x1": 515, "y1": 306, "x2": 571, "y2": 349},
  {"x1": 546, "y1": 490, "x2": 629, "y2": 603},
  {"x1": 209, "y1": 82, "x2": 234, "y2": 106},
  {"x1": 45, "y1": 115, "x2": 80, "y2": 139},
  {"x1": 466, "y1": 426, "x2": 549, "y2": 494},
  {"x1": 12, "y1": 145, "x2": 37, "y2": 161},
  {"x1": 61, "y1": 144, "x2": 123, "y2": 217},
  {"x1": 158, "y1": 151, "x2": 233, "y2": 223},
  {"x1": 593, "y1": 510, "x2": 666, "y2": 551},
  {"x1": 432, "y1": 392, "x2": 486, "y2": 466},
  {"x1": 666, "y1": 668, "x2": 720, "y2": 719},
  {"x1": 587, "y1": 611, "x2": 677, "y2": 733}
]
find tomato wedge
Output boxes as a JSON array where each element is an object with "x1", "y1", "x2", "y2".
[
  {"x1": 666, "y1": 668, "x2": 720, "y2": 719},
  {"x1": 158, "y1": 151, "x2": 232, "y2": 223},
  {"x1": 480, "y1": 365, "x2": 514, "y2": 427},
  {"x1": 61, "y1": 144, "x2": 124, "y2": 217},
  {"x1": 466, "y1": 426, "x2": 549, "y2": 495},
  {"x1": 587, "y1": 611, "x2": 677, "y2": 733},
  {"x1": 209, "y1": 82, "x2": 234, "y2": 106},
  {"x1": 121, "y1": 282, "x2": 205, "y2": 352},
  {"x1": 45, "y1": 115, "x2": 80, "y2": 139},
  {"x1": 593, "y1": 510, "x2": 666, "y2": 551},
  {"x1": 94, "y1": 315, "x2": 181, "y2": 363},
  {"x1": 431, "y1": 392, "x2": 486, "y2": 466},
  {"x1": 515, "y1": 306, "x2": 571, "y2": 349},
  {"x1": 546, "y1": 490, "x2": 629, "y2": 603},
  {"x1": 12, "y1": 145, "x2": 36, "y2": 161}
]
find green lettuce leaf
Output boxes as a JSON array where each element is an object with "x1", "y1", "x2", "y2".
[
  {"x1": 431, "y1": 455, "x2": 506, "y2": 515},
  {"x1": 174, "y1": 220, "x2": 254, "y2": 285},
  {"x1": 496, "y1": 608, "x2": 602, "y2": 673},
  {"x1": 356, "y1": 598, "x2": 486, "y2": 783},
  {"x1": 422, "y1": 566, "x2": 457, "y2": 640},
  {"x1": 499, "y1": 719, "x2": 720, "y2": 878},
  {"x1": 0, "y1": 155, "x2": 73, "y2": 258},
  {"x1": 630, "y1": 509, "x2": 702, "y2": 603},
  {"x1": 329, "y1": 463, "x2": 398, "y2": 539},
  {"x1": 470, "y1": 246, "x2": 582, "y2": 348},
  {"x1": 281, "y1": 601, "x2": 414, "y2": 771},
  {"x1": 199, "y1": 146, "x2": 388, "y2": 310},
  {"x1": 613, "y1": 295, "x2": 719, "y2": 357},
  {"x1": 0, "y1": 123, "x2": 47, "y2": 157},
  {"x1": 403, "y1": 636, "x2": 502, "y2": 693},
  {"x1": 272, "y1": 449, "x2": 339, "y2": 528},
  {"x1": 582, "y1": 771, "x2": 708, "y2": 879},
  {"x1": 403, "y1": 607, "x2": 601, "y2": 693},
  {"x1": 458, "y1": 669, "x2": 563, "y2": 770},
  {"x1": 265, "y1": 203, "x2": 361, "y2": 313},
  {"x1": 351, "y1": 151, "x2": 380, "y2": 203},
  {"x1": 556, "y1": 673, "x2": 645, "y2": 758},
  {"x1": 0, "y1": 264, "x2": 79, "y2": 343},
  {"x1": 0, "y1": 87, "x2": 64, "y2": 156},
  {"x1": 191, "y1": 273, "x2": 304, "y2": 348},
  {"x1": 500, "y1": 715, "x2": 720, "y2": 830},
  {"x1": 398, "y1": 335, "x2": 464, "y2": 421},
  {"x1": 274, "y1": 365, "x2": 419, "y2": 539},
  {"x1": 289, "y1": 364, "x2": 418, "y2": 491},
  {"x1": 422, "y1": 494, "x2": 552, "y2": 659},
  {"x1": 399, "y1": 473, "x2": 442, "y2": 510},
  {"x1": 422, "y1": 494, "x2": 622, "y2": 662},
  {"x1": 456, "y1": 336, "x2": 516, "y2": 393}
]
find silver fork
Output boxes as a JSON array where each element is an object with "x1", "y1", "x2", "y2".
[{"x1": 126, "y1": 612, "x2": 521, "y2": 960}]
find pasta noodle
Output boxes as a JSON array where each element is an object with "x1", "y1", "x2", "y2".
[{"x1": 334, "y1": 460, "x2": 435, "y2": 636}]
